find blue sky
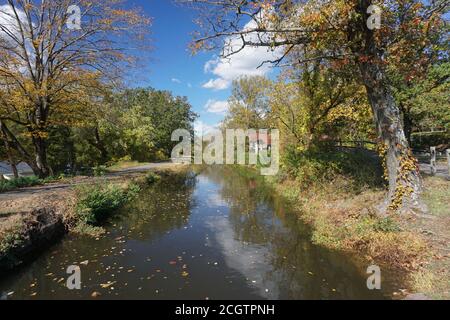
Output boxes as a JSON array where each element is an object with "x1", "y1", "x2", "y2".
[{"x1": 130, "y1": 0, "x2": 281, "y2": 131}]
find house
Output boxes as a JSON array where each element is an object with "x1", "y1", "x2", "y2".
[
  {"x1": 248, "y1": 131, "x2": 272, "y2": 153},
  {"x1": 0, "y1": 161, "x2": 34, "y2": 180}
]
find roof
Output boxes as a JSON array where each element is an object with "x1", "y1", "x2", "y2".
[{"x1": 248, "y1": 132, "x2": 272, "y2": 145}]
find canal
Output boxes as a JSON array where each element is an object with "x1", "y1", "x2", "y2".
[{"x1": 0, "y1": 167, "x2": 399, "y2": 299}]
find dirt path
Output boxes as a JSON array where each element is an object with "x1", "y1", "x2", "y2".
[
  {"x1": 0, "y1": 163, "x2": 175, "y2": 202},
  {"x1": 0, "y1": 162, "x2": 178, "y2": 213}
]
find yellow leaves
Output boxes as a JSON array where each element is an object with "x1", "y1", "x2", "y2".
[{"x1": 100, "y1": 281, "x2": 116, "y2": 288}]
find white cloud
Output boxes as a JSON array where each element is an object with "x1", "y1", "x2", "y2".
[
  {"x1": 171, "y1": 78, "x2": 181, "y2": 83},
  {"x1": 194, "y1": 120, "x2": 220, "y2": 136},
  {"x1": 0, "y1": 5, "x2": 39, "y2": 75},
  {"x1": 202, "y1": 78, "x2": 230, "y2": 90},
  {"x1": 205, "y1": 216, "x2": 280, "y2": 299},
  {"x1": 204, "y1": 99, "x2": 229, "y2": 114},
  {"x1": 202, "y1": 16, "x2": 283, "y2": 91}
]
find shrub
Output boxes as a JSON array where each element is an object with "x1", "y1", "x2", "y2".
[
  {"x1": 75, "y1": 182, "x2": 140, "y2": 225},
  {"x1": 411, "y1": 131, "x2": 449, "y2": 151},
  {"x1": 282, "y1": 146, "x2": 385, "y2": 192},
  {"x1": 145, "y1": 172, "x2": 161, "y2": 184},
  {"x1": 0, "y1": 176, "x2": 42, "y2": 193},
  {"x1": 93, "y1": 165, "x2": 107, "y2": 177},
  {"x1": 0, "y1": 219, "x2": 25, "y2": 254}
]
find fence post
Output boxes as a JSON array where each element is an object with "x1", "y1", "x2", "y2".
[
  {"x1": 430, "y1": 147, "x2": 437, "y2": 176},
  {"x1": 447, "y1": 149, "x2": 450, "y2": 176}
]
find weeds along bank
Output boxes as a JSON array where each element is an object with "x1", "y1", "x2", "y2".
[
  {"x1": 241, "y1": 148, "x2": 447, "y2": 298},
  {"x1": 0, "y1": 168, "x2": 182, "y2": 273}
]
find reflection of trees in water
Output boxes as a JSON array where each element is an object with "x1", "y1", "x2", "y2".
[
  {"x1": 208, "y1": 167, "x2": 386, "y2": 299},
  {"x1": 267, "y1": 213, "x2": 385, "y2": 299},
  {"x1": 111, "y1": 171, "x2": 198, "y2": 241}
]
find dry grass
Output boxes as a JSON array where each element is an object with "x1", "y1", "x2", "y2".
[
  {"x1": 422, "y1": 176, "x2": 450, "y2": 217},
  {"x1": 271, "y1": 173, "x2": 450, "y2": 299},
  {"x1": 406, "y1": 176, "x2": 450, "y2": 299},
  {"x1": 273, "y1": 176, "x2": 428, "y2": 271}
]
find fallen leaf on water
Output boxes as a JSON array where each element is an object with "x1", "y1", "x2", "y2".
[
  {"x1": 91, "y1": 291, "x2": 101, "y2": 298},
  {"x1": 181, "y1": 271, "x2": 189, "y2": 277},
  {"x1": 100, "y1": 281, "x2": 116, "y2": 289}
]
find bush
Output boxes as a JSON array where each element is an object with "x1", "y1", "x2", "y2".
[
  {"x1": 75, "y1": 182, "x2": 140, "y2": 225},
  {"x1": 93, "y1": 165, "x2": 107, "y2": 177},
  {"x1": 145, "y1": 172, "x2": 161, "y2": 184},
  {"x1": 0, "y1": 176, "x2": 42, "y2": 193},
  {"x1": 282, "y1": 146, "x2": 385, "y2": 192},
  {"x1": 411, "y1": 131, "x2": 449, "y2": 151}
]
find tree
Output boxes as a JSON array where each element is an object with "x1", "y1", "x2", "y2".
[
  {"x1": 0, "y1": 120, "x2": 19, "y2": 178},
  {"x1": 78, "y1": 88, "x2": 197, "y2": 164},
  {"x1": 384, "y1": 2, "x2": 449, "y2": 143},
  {"x1": 270, "y1": 60, "x2": 374, "y2": 149},
  {"x1": 185, "y1": 0, "x2": 448, "y2": 212},
  {"x1": 0, "y1": 0, "x2": 151, "y2": 177},
  {"x1": 106, "y1": 88, "x2": 197, "y2": 161},
  {"x1": 224, "y1": 76, "x2": 273, "y2": 130},
  {"x1": 391, "y1": 61, "x2": 450, "y2": 141}
]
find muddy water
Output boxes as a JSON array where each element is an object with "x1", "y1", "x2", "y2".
[{"x1": 0, "y1": 167, "x2": 399, "y2": 299}]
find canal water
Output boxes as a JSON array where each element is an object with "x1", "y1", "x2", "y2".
[{"x1": 0, "y1": 167, "x2": 399, "y2": 299}]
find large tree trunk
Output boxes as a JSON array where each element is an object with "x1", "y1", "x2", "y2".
[
  {"x1": 0, "y1": 120, "x2": 50, "y2": 178},
  {"x1": 402, "y1": 108, "x2": 414, "y2": 146},
  {"x1": 94, "y1": 127, "x2": 109, "y2": 163},
  {"x1": 354, "y1": 0, "x2": 424, "y2": 213},
  {"x1": 360, "y1": 62, "x2": 423, "y2": 213},
  {"x1": 10, "y1": 162, "x2": 19, "y2": 179},
  {"x1": 32, "y1": 135, "x2": 51, "y2": 178}
]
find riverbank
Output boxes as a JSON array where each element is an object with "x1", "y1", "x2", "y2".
[
  {"x1": 0, "y1": 164, "x2": 187, "y2": 273},
  {"x1": 262, "y1": 170, "x2": 449, "y2": 299}
]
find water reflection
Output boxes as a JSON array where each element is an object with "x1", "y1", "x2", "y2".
[
  {"x1": 0, "y1": 167, "x2": 397, "y2": 299},
  {"x1": 202, "y1": 167, "x2": 396, "y2": 299}
]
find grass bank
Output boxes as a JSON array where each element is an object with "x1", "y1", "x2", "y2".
[
  {"x1": 252, "y1": 148, "x2": 448, "y2": 298},
  {"x1": 407, "y1": 176, "x2": 450, "y2": 299},
  {"x1": 0, "y1": 165, "x2": 186, "y2": 272}
]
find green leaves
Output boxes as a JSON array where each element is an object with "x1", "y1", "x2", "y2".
[{"x1": 75, "y1": 183, "x2": 141, "y2": 225}]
